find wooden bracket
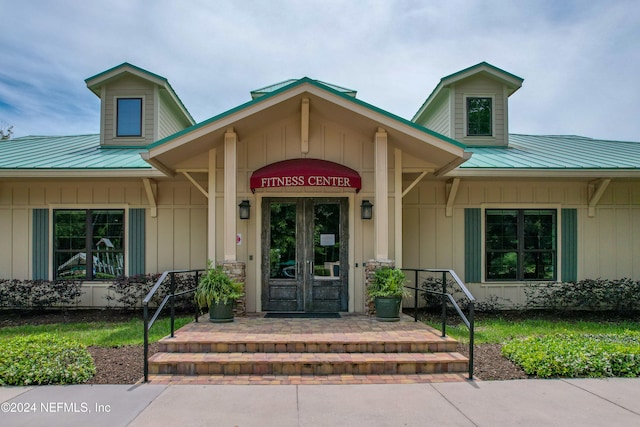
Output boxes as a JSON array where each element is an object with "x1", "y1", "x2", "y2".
[
  {"x1": 179, "y1": 170, "x2": 209, "y2": 199},
  {"x1": 445, "y1": 178, "x2": 460, "y2": 217},
  {"x1": 402, "y1": 171, "x2": 429, "y2": 198},
  {"x1": 142, "y1": 178, "x2": 157, "y2": 218},
  {"x1": 588, "y1": 178, "x2": 611, "y2": 217}
]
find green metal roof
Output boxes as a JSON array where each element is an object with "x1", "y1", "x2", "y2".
[
  {"x1": 251, "y1": 78, "x2": 357, "y2": 99},
  {"x1": 439, "y1": 61, "x2": 524, "y2": 87},
  {"x1": 462, "y1": 134, "x2": 640, "y2": 169},
  {"x1": 0, "y1": 135, "x2": 150, "y2": 169},
  {"x1": 85, "y1": 62, "x2": 169, "y2": 87},
  {"x1": 2, "y1": 133, "x2": 638, "y2": 173}
]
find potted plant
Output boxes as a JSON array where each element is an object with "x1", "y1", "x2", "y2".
[
  {"x1": 194, "y1": 261, "x2": 244, "y2": 323},
  {"x1": 367, "y1": 267, "x2": 409, "y2": 322}
]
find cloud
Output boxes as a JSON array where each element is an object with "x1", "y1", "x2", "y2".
[{"x1": 1, "y1": 0, "x2": 638, "y2": 141}]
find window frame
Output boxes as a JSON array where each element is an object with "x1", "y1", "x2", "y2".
[
  {"x1": 52, "y1": 208, "x2": 126, "y2": 281},
  {"x1": 464, "y1": 95, "x2": 494, "y2": 137},
  {"x1": 483, "y1": 208, "x2": 558, "y2": 282},
  {"x1": 115, "y1": 97, "x2": 144, "y2": 138}
]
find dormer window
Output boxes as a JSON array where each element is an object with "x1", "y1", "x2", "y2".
[
  {"x1": 116, "y1": 97, "x2": 143, "y2": 137},
  {"x1": 466, "y1": 97, "x2": 492, "y2": 136}
]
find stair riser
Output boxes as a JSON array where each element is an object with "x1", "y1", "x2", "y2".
[
  {"x1": 158, "y1": 342, "x2": 458, "y2": 353},
  {"x1": 149, "y1": 361, "x2": 468, "y2": 376}
]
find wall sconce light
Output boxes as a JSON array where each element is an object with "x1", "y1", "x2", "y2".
[
  {"x1": 238, "y1": 200, "x2": 251, "y2": 220},
  {"x1": 360, "y1": 200, "x2": 373, "y2": 220}
]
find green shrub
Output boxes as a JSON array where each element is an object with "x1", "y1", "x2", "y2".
[
  {"x1": 524, "y1": 278, "x2": 640, "y2": 312},
  {"x1": 502, "y1": 333, "x2": 640, "y2": 378},
  {"x1": 0, "y1": 279, "x2": 83, "y2": 309},
  {"x1": 0, "y1": 334, "x2": 95, "y2": 385},
  {"x1": 421, "y1": 276, "x2": 510, "y2": 312},
  {"x1": 194, "y1": 262, "x2": 244, "y2": 308},
  {"x1": 368, "y1": 268, "x2": 408, "y2": 298},
  {"x1": 107, "y1": 273, "x2": 198, "y2": 311}
]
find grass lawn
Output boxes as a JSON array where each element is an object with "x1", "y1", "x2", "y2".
[
  {"x1": 425, "y1": 315, "x2": 640, "y2": 344},
  {"x1": 424, "y1": 312, "x2": 640, "y2": 378},
  {"x1": 0, "y1": 316, "x2": 194, "y2": 347}
]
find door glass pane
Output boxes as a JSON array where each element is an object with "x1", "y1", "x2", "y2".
[
  {"x1": 313, "y1": 203, "x2": 340, "y2": 278},
  {"x1": 269, "y1": 203, "x2": 297, "y2": 278}
]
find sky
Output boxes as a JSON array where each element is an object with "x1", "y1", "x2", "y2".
[{"x1": 1, "y1": 0, "x2": 639, "y2": 141}]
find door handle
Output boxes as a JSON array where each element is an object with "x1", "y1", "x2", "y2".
[{"x1": 307, "y1": 260, "x2": 314, "y2": 276}]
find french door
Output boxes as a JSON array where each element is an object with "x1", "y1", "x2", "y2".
[{"x1": 261, "y1": 198, "x2": 348, "y2": 312}]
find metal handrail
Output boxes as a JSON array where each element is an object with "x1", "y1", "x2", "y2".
[
  {"x1": 401, "y1": 268, "x2": 475, "y2": 380},
  {"x1": 143, "y1": 268, "x2": 204, "y2": 382}
]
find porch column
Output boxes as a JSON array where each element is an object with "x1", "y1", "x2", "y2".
[
  {"x1": 374, "y1": 128, "x2": 389, "y2": 260},
  {"x1": 224, "y1": 129, "x2": 237, "y2": 261},
  {"x1": 394, "y1": 147, "x2": 402, "y2": 268},
  {"x1": 207, "y1": 147, "x2": 216, "y2": 263}
]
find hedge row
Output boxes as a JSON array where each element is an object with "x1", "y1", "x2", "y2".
[
  {"x1": 106, "y1": 273, "x2": 198, "y2": 311},
  {"x1": 0, "y1": 279, "x2": 82, "y2": 309},
  {"x1": 523, "y1": 278, "x2": 640, "y2": 311},
  {"x1": 421, "y1": 277, "x2": 640, "y2": 312}
]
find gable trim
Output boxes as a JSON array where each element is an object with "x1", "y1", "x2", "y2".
[{"x1": 145, "y1": 78, "x2": 468, "y2": 158}]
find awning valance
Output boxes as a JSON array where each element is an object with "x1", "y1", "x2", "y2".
[{"x1": 250, "y1": 158, "x2": 361, "y2": 193}]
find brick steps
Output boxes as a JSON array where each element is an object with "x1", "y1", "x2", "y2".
[
  {"x1": 146, "y1": 315, "x2": 470, "y2": 384},
  {"x1": 158, "y1": 335, "x2": 458, "y2": 354},
  {"x1": 148, "y1": 351, "x2": 468, "y2": 376}
]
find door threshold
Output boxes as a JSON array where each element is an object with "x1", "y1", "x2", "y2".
[{"x1": 263, "y1": 312, "x2": 341, "y2": 319}]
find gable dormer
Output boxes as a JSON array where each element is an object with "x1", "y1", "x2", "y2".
[
  {"x1": 85, "y1": 63, "x2": 194, "y2": 147},
  {"x1": 412, "y1": 62, "x2": 523, "y2": 147}
]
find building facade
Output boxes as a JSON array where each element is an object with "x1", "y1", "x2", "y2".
[{"x1": 1, "y1": 62, "x2": 638, "y2": 310}]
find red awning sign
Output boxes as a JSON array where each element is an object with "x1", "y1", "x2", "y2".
[{"x1": 250, "y1": 159, "x2": 361, "y2": 193}]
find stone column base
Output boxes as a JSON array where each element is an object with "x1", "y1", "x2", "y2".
[
  {"x1": 364, "y1": 259, "x2": 395, "y2": 316},
  {"x1": 218, "y1": 261, "x2": 247, "y2": 317}
]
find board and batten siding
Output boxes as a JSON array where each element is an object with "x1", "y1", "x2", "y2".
[
  {"x1": 402, "y1": 178, "x2": 640, "y2": 305},
  {"x1": 0, "y1": 179, "x2": 208, "y2": 307}
]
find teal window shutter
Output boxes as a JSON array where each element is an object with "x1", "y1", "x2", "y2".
[
  {"x1": 465, "y1": 208, "x2": 481, "y2": 282},
  {"x1": 32, "y1": 209, "x2": 49, "y2": 280},
  {"x1": 128, "y1": 209, "x2": 145, "y2": 276},
  {"x1": 561, "y1": 209, "x2": 577, "y2": 282}
]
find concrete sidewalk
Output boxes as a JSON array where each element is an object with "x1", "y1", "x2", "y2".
[{"x1": 2, "y1": 378, "x2": 640, "y2": 426}]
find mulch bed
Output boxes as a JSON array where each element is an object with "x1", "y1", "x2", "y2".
[{"x1": 1, "y1": 309, "x2": 528, "y2": 384}]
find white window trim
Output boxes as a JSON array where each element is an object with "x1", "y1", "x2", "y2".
[
  {"x1": 463, "y1": 94, "x2": 495, "y2": 138},
  {"x1": 48, "y1": 205, "x2": 130, "y2": 281},
  {"x1": 480, "y1": 204, "x2": 563, "y2": 285},
  {"x1": 114, "y1": 96, "x2": 145, "y2": 139}
]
